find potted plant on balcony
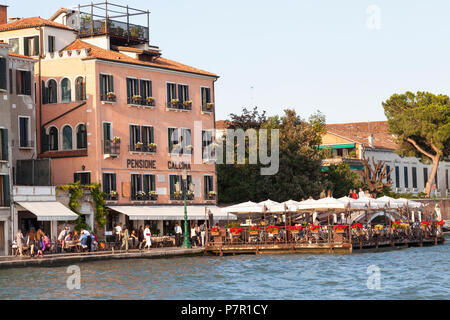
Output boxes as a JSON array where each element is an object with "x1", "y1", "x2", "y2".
[
  {"x1": 173, "y1": 191, "x2": 182, "y2": 200},
  {"x1": 420, "y1": 220, "x2": 430, "y2": 230},
  {"x1": 287, "y1": 225, "x2": 302, "y2": 234},
  {"x1": 183, "y1": 100, "x2": 192, "y2": 108},
  {"x1": 248, "y1": 226, "x2": 260, "y2": 235},
  {"x1": 132, "y1": 95, "x2": 142, "y2": 104},
  {"x1": 333, "y1": 224, "x2": 347, "y2": 234},
  {"x1": 374, "y1": 224, "x2": 383, "y2": 234},
  {"x1": 136, "y1": 191, "x2": 146, "y2": 200},
  {"x1": 431, "y1": 220, "x2": 444, "y2": 228},
  {"x1": 135, "y1": 141, "x2": 143, "y2": 150},
  {"x1": 148, "y1": 190, "x2": 158, "y2": 200},
  {"x1": 171, "y1": 99, "x2": 179, "y2": 107},
  {"x1": 210, "y1": 226, "x2": 220, "y2": 236},
  {"x1": 352, "y1": 222, "x2": 363, "y2": 230},
  {"x1": 106, "y1": 92, "x2": 116, "y2": 101},
  {"x1": 206, "y1": 102, "x2": 214, "y2": 111},
  {"x1": 113, "y1": 136, "x2": 120, "y2": 143},
  {"x1": 392, "y1": 220, "x2": 401, "y2": 230},
  {"x1": 230, "y1": 226, "x2": 243, "y2": 236},
  {"x1": 309, "y1": 225, "x2": 321, "y2": 233},
  {"x1": 146, "y1": 96, "x2": 155, "y2": 105},
  {"x1": 147, "y1": 143, "x2": 157, "y2": 152},
  {"x1": 109, "y1": 190, "x2": 118, "y2": 200},
  {"x1": 207, "y1": 191, "x2": 216, "y2": 200},
  {"x1": 266, "y1": 225, "x2": 280, "y2": 234}
]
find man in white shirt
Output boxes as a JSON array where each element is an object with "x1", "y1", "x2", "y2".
[
  {"x1": 174, "y1": 223, "x2": 182, "y2": 247},
  {"x1": 58, "y1": 226, "x2": 69, "y2": 252},
  {"x1": 143, "y1": 225, "x2": 151, "y2": 250},
  {"x1": 114, "y1": 223, "x2": 122, "y2": 249},
  {"x1": 358, "y1": 188, "x2": 365, "y2": 199}
]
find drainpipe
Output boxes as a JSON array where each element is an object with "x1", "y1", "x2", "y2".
[{"x1": 36, "y1": 26, "x2": 43, "y2": 155}]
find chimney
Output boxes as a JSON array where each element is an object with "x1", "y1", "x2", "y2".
[
  {"x1": 368, "y1": 134, "x2": 374, "y2": 148},
  {"x1": 0, "y1": 5, "x2": 7, "y2": 25}
]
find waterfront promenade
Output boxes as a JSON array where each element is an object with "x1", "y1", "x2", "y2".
[{"x1": 0, "y1": 247, "x2": 204, "y2": 270}]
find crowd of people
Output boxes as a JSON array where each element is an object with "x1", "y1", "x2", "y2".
[
  {"x1": 13, "y1": 229, "x2": 51, "y2": 257},
  {"x1": 316, "y1": 188, "x2": 376, "y2": 200}
]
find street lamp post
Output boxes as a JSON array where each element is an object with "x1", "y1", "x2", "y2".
[{"x1": 180, "y1": 169, "x2": 191, "y2": 249}]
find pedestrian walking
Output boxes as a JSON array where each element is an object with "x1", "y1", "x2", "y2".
[
  {"x1": 143, "y1": 225, "x2": 152, "y2": 250},
  {"x1": 15, "y1": 230, "x2": 24, "y2": 256},
  {"x1": 174, "y1": 223, "x2": 182, "y2": 246},
  {"x1": 121, "y1": 226, "x2": 130, "y2": 252}
]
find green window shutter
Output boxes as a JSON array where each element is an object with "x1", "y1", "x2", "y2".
[
  {"x1": 24, "y1": 38, "x2": 29, "y2": 56},
  {"x1": 166, "y1": 83, "x2": 171, "y2": 102},
  {"x1": 34, "y1": 36, "x2": 39, "y2": 56},
  {"x1": 24, "y1": 71, "x2": 32, "y2": 95},
  {"x1": 9, "y1": 69, "x2": 13, "y2": 94},
  {"x1": 150, "y1": 127, "x2": 154, "y2": 143},
  {"x1": 126, "y1": 78, "x2": 131, "y2": 99},
  {"x1": 74, "y1": 173, "x2": 79, "y2": 183},
  {"x1": 143, "y1": 175, "x2": 149, "y2": 193},
  {"x1": 102, "y1": 173, "x2": 108, "y2": 193},
  {"x1": 186, "y1": 85, "x2": 189, "y2": 101},
  {"x1": 139, "y1": 79, "x2": 144, "y2": 98},
  {"x1": 112, "y1": 174, "x2": 116, "y2": 191},
  {"x1": 99, "y1": 75, "x2": 104, "y2": 96},
  {"x1": 109, "y1": 75, "x2": 114, "y2": 93},
  {"x1": 41, "y1": 80, "x2": 47, "y2": 104},
  {"x1": 150, "y1": 175, "x2": 155, "y2": 191},
  {"x1": 1, "y1": 129, "x2": 8, "y2": 161},
  {"x1": 3, "y1": 175, "x2": 10, "y2": 206},
  {"x1": 0, "y1": 58, "x2": 6, "y2": 90},
  {"x1": 177, "y1": 84, "x2": 182, "y2": 101}
]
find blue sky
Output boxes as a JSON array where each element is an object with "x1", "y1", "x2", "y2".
[{"x1": 7, "y1": 0, "x2": 450, "y2": 123}]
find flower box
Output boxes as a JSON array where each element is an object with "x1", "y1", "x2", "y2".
[
  {"x1": 230, "y1": 226, "x2": 243, "y2": 236},
  {"x1": 183, "y1": 100, "x2": 192, "y2": 108},
  {"x1": 249, "y1": 231, "x2": 259, "y2": 235},
  {"x1": 310, "y1": 229, "x2": 319, "y2": 234},
  {"x1": 266, "y1": 225, "x2": 280, "y2": 234},
  {"x1": 335, "y1": 229, "x2": 345, "y2": 234},
  {"x1": 210, "y1": 231, "x2": 220, "y2": 236},
  {"x1": 290, "y1": 229, "x2": 300, "y2": 234}
]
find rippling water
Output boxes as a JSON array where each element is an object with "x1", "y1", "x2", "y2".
[{"x1": 0, "y1": 240, "x2": 449, "y2": 300}]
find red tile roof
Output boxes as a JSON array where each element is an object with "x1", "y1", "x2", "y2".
[
  {"x1": 326, "y1": 121, "x2": 398, "y2": 150},
  {"x1": 9, "y1": 52, "x2": 35, "y2": 60},
  {"x1": 63, "y1": 39, "x2": 217, "y2": 77},
  {"x1": 0, "y1": 16, "x2": 74, "y2": 32},
  {"x1": 216, "y1": 120, "x2": 230, "y2": 130}
]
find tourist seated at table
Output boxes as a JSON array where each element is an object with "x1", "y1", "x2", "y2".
[
  {"x1": 80, "y1": 229, "x2": 92, "y2": 251},
  {"x1": 42, "y1": 233, "x2": 51, "y2": 253}
]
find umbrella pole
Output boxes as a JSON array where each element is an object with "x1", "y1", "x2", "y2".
[{"x1": 328, "y1": 210, "x2": 331, "y2": 244}]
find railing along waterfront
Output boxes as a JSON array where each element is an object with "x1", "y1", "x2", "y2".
[{"x1": 205, "y1": 224, "x2": 445, "y2": 248}]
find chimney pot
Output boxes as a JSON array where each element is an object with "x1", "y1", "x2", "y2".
[
  {"x1": 0, "y1": 5, "x2": 8, "y2": 25},
  {"x1": 368, "y1": 134, "x2": 374, "y2": 148}
]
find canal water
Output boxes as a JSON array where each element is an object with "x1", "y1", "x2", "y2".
[{"x1": 0, "y1": 240, "x2": 449, "y2": 299}]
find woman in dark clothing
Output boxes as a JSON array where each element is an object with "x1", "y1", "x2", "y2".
[
  {"x1": 27, "y1": 230, "x2": 37, "y2": 257},
  {"x1": 138, "y1": 226, "x2": 144, "y2": 249}
]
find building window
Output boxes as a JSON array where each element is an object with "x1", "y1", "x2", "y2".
[
  {"x1": 75, "y1": 76, "x2": 86, "y2": 101},
  {"x1": 129, "y1": 125, "x2": 141, "y2": 151},
  {"x1": 46, "y1": 79, "x2": 58, "y2": 103},
  {"x1": 131, "y1": 174, "x2": 142, "y2": 200},
  {"x1": 100, "y1": 74, "x2": 114, "y2": 101},
  {"x1": 202, "y1": 130, "x2": 213, "y2": 160},
  {"x1": 48, "y1": 127, "x2": 58, "y2": 151},
  {"x1": 0, "y1": 175, "x2": 10, "y2": 207},
  {"x1": 48, "y1": 36, "x2": 55, "y2": 53},
  {"x1": 24, "y1": 36, "x2": 39, "y2": 56},
  {"x1": 395, "y1": 166, "x2": 400, "y2": 188},
  {"x1": 16, "y1": 70, "x2": 32, "y2": 95},
  {"x1": 19, "y1": 117, "x2": 30, "y2": 148},
  {"x1": 412, "y1": 167, "x2": 417, "y2": 189},
  {"x1": 168, "y1": 127, "x2": 178, "y2": 153},
  {"x1": 143, "y1": 174, "x2": 156, "y2": 196},
  {"x1": 9, "y1": 69, "x2": 13, "y2": 94},
  {"x1": 386, "y1": 165, "x2": 391, "y2": 182},
  {"x1": 141, "y1": 80, "x2": 152, "y2": 99},
  {"x1": 423, "y1": 167, "x2": 428, "y2": 189},
  {"x1": 9, "y1": 38, "x2": 19, "y2": 54},
  {"x1": 446, "y1": 169, "x2": 449, "y2": 190},
  {"x1": 62, "y1": 125, "x2": 73, "y2": 150},
  {"x1": 404, "y1": 167, "x2": 408, "y2": 189},
  {"x1": 74, "y1": 172, "x2": 91, "y2": 185},
  {"x1": 169, "y1": 175, "x2": 181, "y2": 198},
  {"x1": 76, "y1": 124, "x2": 87, "y2": 149},
  {"x1": 178, "y1": 84, "x2": 189, "y2": 103},
  {"x1": 142, "y1": 126, "x2": 155, "y2": 149},
  {"x1": 204, "y1": 175, "x2": 214, "y2": 200},
  {"x1": 61, "y1": 78, "x2": 71, "y2": 102},
  {"x1": 103, "y1": 173, "x2": 117, "y2": 198},
  {"x1": 180, "y1": 128, "x2": 191, "y2": 154},
  {"x1": 434, "y1": 172, "x2": 438, "y2": 189},
  {"x1": 201, "y1": 87, "x2": 211, "y2": 106},
  {"x1": 0, "y1": 129, "x2": 8, "y2": 161},
  {"x1": 166, "y1": 83, "x2": 176, "y2": 103},
  {"x1": 126, "y1": 78, "x2": 139, "y2": 104},
  {"x1": 0, "y1": 58, "x2": 6, "y2": 90}
]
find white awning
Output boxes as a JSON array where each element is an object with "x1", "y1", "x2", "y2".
[
  {"x1": 107, "y1": 205, "x2": 237, "y2": 221},
  {"x1": 17, "y1": 202, "x2": 79, "y2": 221}
]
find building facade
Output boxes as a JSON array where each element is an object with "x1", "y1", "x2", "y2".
[
  {"x1": 0, "y1": 3, "x2": 220, "y2": 236},
  {"x1": 321, "y1": 121, "x2": 450, "y2": 196}
]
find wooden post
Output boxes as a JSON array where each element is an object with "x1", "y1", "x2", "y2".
[
  {"x1": 105, "y1": 0, "x2": 108, "y2": 33},
  {"x1": 126, "y1": 5, "x2": 130, "y2": 43},
  {"x1": 90, "y1": 1, "x2": 94, "y2": 35},
  {"x1": 147, "y1": 10, "x2": 150, "y2": 44}
]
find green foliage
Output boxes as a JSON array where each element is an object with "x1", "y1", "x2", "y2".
[
  {"x1": 217, "y1": 107, "x2": 326, "y2": 203},
  {"x1": 383, "y1": 91, "x2": 450, "y2": 160},
  {"x1": 323, "y1": 162, "x2": 366, "y2": 198},
  {"x1": 57, "y1": 182, "x2": 108, "y2": 231}
]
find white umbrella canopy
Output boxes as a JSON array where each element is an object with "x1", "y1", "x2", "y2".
[
  {"x1": 258, "y1": 199, "x2": 281, "y2": 211},
  {"x1": 221, "y1": 201, "x2": 264, "y2": 214},
  {"x1": 269, "y1": 200, "x2": 300, "y2": 212},
  {"x1": 338, "y1": 196, "x2": 367, "y2": 210},
  {"x1": 375, "y1": 196, "x2": 402, "y2": 209},
  {"x1": 392, "y1": 198, "x2": 423, "y2": 209},
  {"x1": 299, "y1": 197, "x2": 347, "y2": 210}
]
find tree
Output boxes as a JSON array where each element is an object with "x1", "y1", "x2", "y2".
[
  {"x1": 217, "y1": 107, "x2": 326, "y2": 203},
  {"x1": 382, "y1": 91, "x2": 450, "y2": 196},
  {"x1": 323, "y1": 162, "x2": 366, "y2": 198},
  {"x1": 361, "y1": 156, "x2": 393, "y2": 195}
]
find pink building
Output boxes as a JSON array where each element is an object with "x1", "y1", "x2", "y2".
[{"x1": 0, "y1": 3, "x2": 226, "y2": 235}]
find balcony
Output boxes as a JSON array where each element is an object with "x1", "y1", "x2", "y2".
[
  {"x1": 170, "y1": 193, "x2": 194, "y2": 201},
  {"x1": 201, "y1": 103, "x2": 214, "y2": 113},
  {"x1": 167, "y1": 101, "x2": 192, "y2": 111},
  {"x1": 103, "y1": 140, "x2": 120, "y2": 158},
  {"x1": 105, "y1": 193, "x2": 119, "y2": 201},
  {"x1": 129, "y1": 143, "x2": 157, "y2": 153},
  {"x1": 131, "y1": 193, "x2": 158, "y2": 201},
  {"x1": 205, "y1": 192, "x2": 216, "y2": 201},
  {"x1": 127, "y1": 96, "x2": 156, "y2": 107}
]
